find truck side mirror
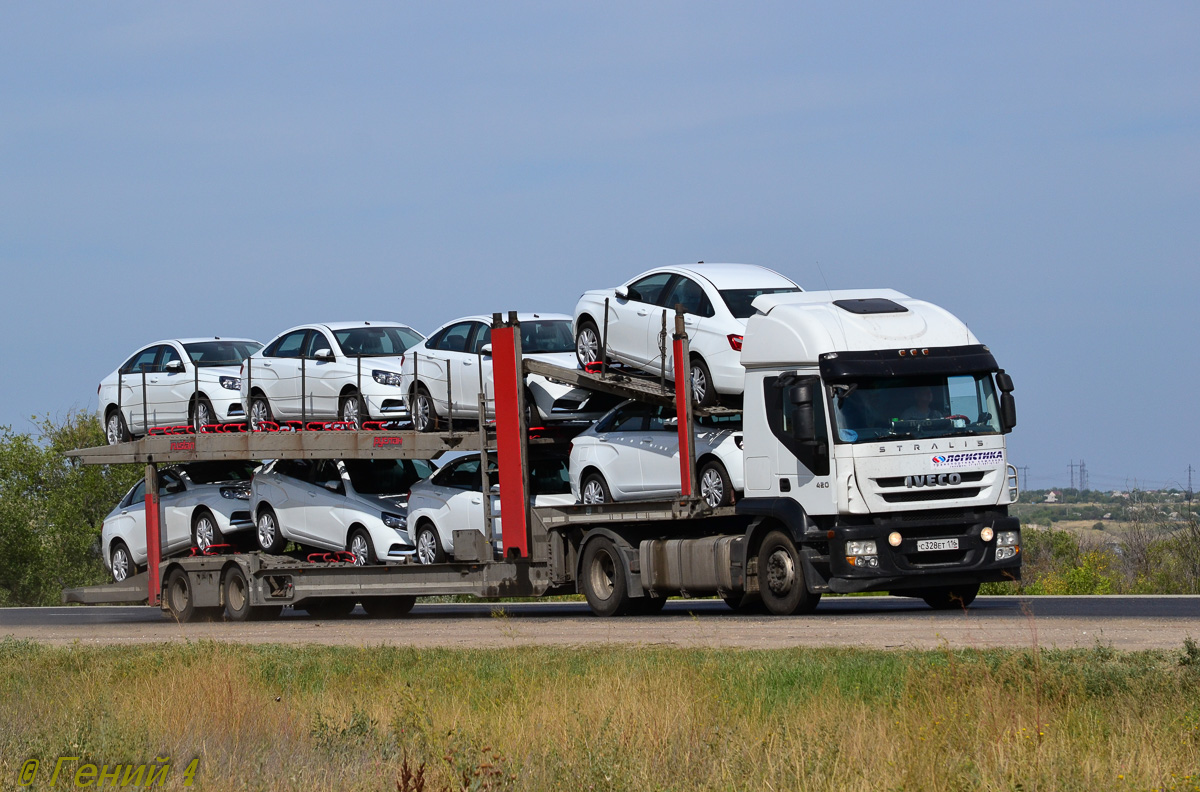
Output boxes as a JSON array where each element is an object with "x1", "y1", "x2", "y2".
[
  {"x1": 1000, "y1": 393, "x2": 1017, "y2": 432},
  {"x1": 787, "y1": 383, "x2": 818, "y2": 442},
  {"x1": 995, "y1": 371, "x2": 1014, "y2": 392}
]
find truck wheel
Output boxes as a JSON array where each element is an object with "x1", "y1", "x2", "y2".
[
  {"x1": 921, "y1": 584, "x2": 980, "y2": 610},
  {"x1": 757, "y1": 530, "x2": 821, "y2": 615},
  {"x1": 361, "y1": 596, "x2": 417, "y2": 618},
  {"x1": 580, "y1": 472, "x2": 611, "y2": 505},
  {"x1": 165, "y1": 568, "x2": 199, "y2": 622},
  {"x1": 223, "y1": 566, "x2": 253, "y2": 622},
  {"x1": 721, "y1": 592, "x2": 765, "y2": 613},
  {"x1": 347, "y1": 527, "x2": 376, "y2": 565},
  {"x1": 698, "y1": 460, "x2": 733, "y2": 507},
  {"x1": 581, "y1": 537, "x2": 630, "y2": 617},
  {"x1": 110, "y1": 541, "x2": 134, "y2": 583},
  {"x1": 301, "y1": 598, "x2": 356, "y2": 619},
  {"x1": 192, "y1": 509, "x2": 224, "y2": 553},
  {"x1": 575, "y1": 319, "x2": 603, "y2": 367},
  {"x1": 415, "y1": 522, "x2": 446, "y2": 564},
  {"x1": 257, "y1": 506, "x2": 287, "y2": 554},
  {"x1": 412, "y1": 385, "x2": 439, "y2": 432},
  {"x1": 690, "y1": 356, "x2": 717, "y2": 407}
]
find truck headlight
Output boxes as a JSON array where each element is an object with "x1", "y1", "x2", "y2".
[
  {"x1": 845, "y1": 540, "x2": 879, "y2": 568},
  {"x1": 382, "y1": 512, "x2": 407, "y2": 530},
  {"x1": 373, "y1": 370, "x2": 403, "y2": 387},
  {"x1": 996, "y1": 531, "x2": 1019, "y2": 546},
  {"x1": 220, "y1": 376, "x2": 241, "y2": 391}
]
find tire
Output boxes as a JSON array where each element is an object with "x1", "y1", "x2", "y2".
[
  {"x1": 411, "y1": 385, "x2": 439, "y2": 433},
  {"x1": 339, "y1": 393, "x2": 365, "y2": 428},
  {"x1": 347, "y1": 526, "x2": 376, "y2": 566},
  {"x1": 721, "y1": 591, "x2": 767, "y2": 614},
  {"x1": 301, "y1": 598, "x2": 356, "y2": 619},
  {"x1": 690, "y1": 356, "x2": 717, "y2": 407},
  {"x1": 249, "y1": 395, "x2": 273, "y2": 431},
  {"x1": 192, "y1": 509, "x2": 224, "y2": 553},
  {"x1": 415, "y1": 522, "x2": 446, "y2": 565},
  {"x1": 256, "y1": 506, "x2": 287, "y2": 554},
  {"x1": 361, "y1": 596, "x2": 417, "y2": 618},
  {"x1": 921, "y1": 584, "x2": 980, "y2": 610},
  {"x1": 757, "y1": 530, "x2": 821, "y2": 615},
  {"x1": 580, "y1": 537, "x2": 631, "y2": 617},
  {"x1": 580, "y1": 472, "x2": 611, "y2": 505},
  {"x1": 223, "y1": 566, "x2": 253, "y2": 622},
  {"x1": 192, "y1": 397, "x2": 216, "y2": 433},
  {"x1": 105, "y1": 410, "x2": 130, "y2": 445},
  {"x1": 110, "y1": 540, "x2": 134, "y2": 583},
  {"x1": 575, "y1": 319, "x2": 603, "y2": 368},
  {"x1": 698, "y1": 460, "x2": 733, "y2": 508},
  {"x1": 165, "y1": 568, "x2": 198, "y2": 622}
]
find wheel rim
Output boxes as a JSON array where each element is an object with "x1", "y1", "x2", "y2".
[
  {"x1": 342, "y1": 397, "x2": 360, "y2": 427},
  {"x1": 195, "y1": 516, "x2": 214, "y2": 551},
  {"x1": 250, "y1": 399, "x2": 269, "y2": 430},
  {"x1": 577, "y1": 328, "x2": 599, "y2": 363},
  {"x1": 112, "y1": 548, "x2": 129, "y2": 581},
  {"x1": 582, "y1": 479, "x2": 605, "y2": 505},
  {"x1": 414, "y1": 393, "x2": 431, "y2": 431},
  {"x1": 765, "y1": 548, "x2": 796, "y2": 596},
  {"x1": 691, "y1": 366, "x2": 707, "y2": 404},
  {"x1": 194, "y1": 402, "x2": 212, "y2": 431},
  {"x1": 227, "y1": 575, "x2": 247, "y2": 613},
  {"x1": 587, "y1": 547, "x2": 617, "y2": 601},
  {"x1": 258, "y1": 513, "x2": 276, "y2": 548},
  {"x1": 700, "y1": 468, "x2": 724, "y2": 507},
  {"x1": 106, "y1": 414, "x2": 122, "y2": 445},
  {"x1": 170, "y1": 576, "x2": 190, "y2": 614},
  {"x1": 417, "y1": 529, "x2": 437, "y2": 564},
  {"x1": 350, "y1": 534, "x2": 369, "y2": 565}
]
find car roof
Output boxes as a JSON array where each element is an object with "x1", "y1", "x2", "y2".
[
  {"x1": 428, "y1": 313, "x2": 572, "y2": 332},
  {"x1": 632, "y1": 263, "x2": 800, "y2": 291},
  {"x1": 139, "y1": 337, "x2": 260, "y2": 348}
]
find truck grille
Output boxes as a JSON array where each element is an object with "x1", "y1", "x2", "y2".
[
  {"x1": 874, "y1": 471, "x2": 986, "y2": 488},
  {"x1": 882, "y1": 488, "x2": 982, "y2": 503}
]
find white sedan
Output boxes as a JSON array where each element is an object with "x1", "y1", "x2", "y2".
[
  {"x1": 101, "y1": 461, "x2": 258, "y2": 582},
  {"x1": 406, "y1": 453, "x2": 574, "y2": 563},
  {"x1": 400, "y1": 313, "x2": 615, "y2": 431},
  {"x1": 569, "y1": 401, "x2": 744, "y2": 508},
  {"x1": 250, "y1": 457, "x2": 433, "y2": 564},
  {"x1": 240, "y1": 322, "x2": 424, "y2": 429},
  {"x1": 98, "y1": 337, "x2": 262, "y2": 444},
  {"x1": 573, "y1": 263, "x2": 801, "y2": 406}
]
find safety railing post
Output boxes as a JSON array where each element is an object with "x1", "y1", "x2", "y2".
[
  {"x1": 672, "y1": 307, "x2": 697, "y2": 500},
  {"x1": 301, "y1": 356, "x2": 307, "y2": 424},
  {"x1": 601, "y1": 297, "x2": 610, "y2": 378},
  {"x1": 193, "y1": 355, "x2": 200, "y2": 433},
  {"x1": 356, "y1": 355, "x2": 362, "y2": 429},
  {"x1": 478, "y1": 391, "x2": 494, "y2": 555},
  {"x1": 141, "y1": 369, "x2": 148, "y2": 436},
  {"x1": 446, "y1": 356, "x2": 454, "y2": 436},
  {"x1": 246, "y1": 357, "x2": 253, "y2": 432},
  {"x1": 659, "y1": 310, "x2": 668, "y2": 390}
]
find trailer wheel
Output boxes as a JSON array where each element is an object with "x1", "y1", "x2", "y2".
[
  {"x1": 165, "y1": 568, "x2": 200, "y2": 622},
  {"x1": 223, "y1": 566, "x2": 253, "y2": 622},
  {"x1": 757, "y1": 531, "x2": 821, "y2": 615},
  {"x1": 581, "y1": 537, "x2": 630, "y2": 617},
  {"x1": 257, "y1": 506, "x2": 287, "y2": 554},
  {"x1": 361, "y1": 596, "x2": 416, "y2": 618},
  {"x1": 301, "y1": 598, "x2": 356, "y2": 619},
  {"x1": 110, "y1": 540, "x2": 134, "y2": 583},
  {"x1": 192, "y1": 509, "x2": 223, "y2": 553},
  {"x1": 920, "y1": 584, "x2": 979, "y2": 610},
  {"x1": 698, "y1": 460, "x2": 733, "y2": 507}
]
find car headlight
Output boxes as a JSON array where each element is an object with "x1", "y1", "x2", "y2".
[
  {"x1": 219, "y1": 376, "x2": 241, "y2": 391},
  {"x1": 373, "y1": 370, "x2": 403, "y2": 387},
  {"x1": 221, "y1": 487, "x2": 250, "y2": 500},
  {"x1": 382, "y1": 512, "x2": 407, "y2": 530}
]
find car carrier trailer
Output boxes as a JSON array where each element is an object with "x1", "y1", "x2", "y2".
[{"x1": 64, "y1": 295, "x2": 1022, "y2": 621}]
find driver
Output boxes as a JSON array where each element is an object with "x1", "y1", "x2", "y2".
[{"x1": 900, "y1": 385, "x2": 943, "y2": 420}]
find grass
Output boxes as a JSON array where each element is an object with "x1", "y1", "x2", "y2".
[{"x1": 0, "y1": 638, "x2": 1198, "y2": 791}]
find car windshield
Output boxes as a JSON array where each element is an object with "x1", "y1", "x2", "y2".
[
  {"x1": 343, "y1": 459, "x2": 434, "y2": 495},
  {"x1": 521, "y1": 320, "x2": 574, "y2": 354},
  {"x1": 719, "y1": 287, "x2": 802, "y2": 319},
  {"x1": 179, "y1": 461, "x2": 258, "y2": 483},
  {"x1": 828, "y1": 373, "x2": 1002, "y2": 443},
  {"x1": 184, "y1": 341, "x2": 263, "y2": 367},
  {"x1": 334, "y1": 326, "x2": 424, "y2": 357}
]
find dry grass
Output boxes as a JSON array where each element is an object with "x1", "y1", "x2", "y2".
[{"x1": 0, "y1": 638, "x2": 1198, "y2": 790}]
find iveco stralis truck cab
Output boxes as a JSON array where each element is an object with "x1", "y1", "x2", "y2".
[{"x1": 738, "y1": 289, "x2": 1020, "y2": 605}]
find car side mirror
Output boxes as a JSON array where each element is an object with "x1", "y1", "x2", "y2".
[
  {"x1": 490, "y1": 483, "x2": 501, "y2": 493},
  {"x1": 322, "y1": 480, "x2": 342, "y2": 493},
  {"x1": 480, "y1": 344, "x2": 492, "y2": 357},
  {"x1": 314, "y1": 348, "x2": 335, "y2": 362},
  {"x1": 615, "y1": 286, "x2": 629, "y2": 300},
  {"x1": 165, "y1": 359, "x2": 185, "y2": 373}
]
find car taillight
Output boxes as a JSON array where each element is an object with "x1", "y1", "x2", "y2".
[
  {"x1": 728, "y1": 334, "x2": 743, "y2": 351},
  {"x1": 400, "y1": 354, "x2": 406, "y2": 367}
]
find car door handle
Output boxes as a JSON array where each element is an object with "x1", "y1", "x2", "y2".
[
  {"x1": 470, "y1": 497, "x2": 481, "y2": 504},
  {"x1": 463, "y1": 359, "x2": 473, "y2": 366},
  {"x1": 683, "y1": 317, "x2": 696, "y2": 325},
  {"x1": 640, "y1": 438, "x2": 654, "y2": 443},
  {"x1": 637, "y1": 309, "x2": 649, "y2": 316}
]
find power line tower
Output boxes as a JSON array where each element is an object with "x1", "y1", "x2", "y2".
[
  {"x1": 1018, "y1": 465, "x2": 1030, "y2": 488},
  {"x1": 1188, "y1": 464, "x2": 1194, "y2": 507},
  {"x1": 1079, "y1": 459, "x2": 1088, "y2": 492},
  {"x1": 1068, "y1": 460, "x2": 1078, "y2": 490}
]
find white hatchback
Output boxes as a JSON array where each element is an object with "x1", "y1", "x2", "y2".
[
  {"x1": 400, "y1": 313, "x2": 616, "y2": 431},
  {"x1": 240, "y1": 322, "x2": 424, "y2": 428},
  {"x1": 569, "y1": 400, "x2": 745, "y2": 508},
  {"x1": 98, "y1": 338, "x2": 262, "y2": 444},
  {"x1": 573, "y1": 263, "x2": 801, "y2": 406}
]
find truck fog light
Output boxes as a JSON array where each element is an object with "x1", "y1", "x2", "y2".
[
  {"x1": 850, "y1": 555, "x2": 879, "y2": 568},
  {"x1": 981, "y1": 527, "x2": 994, "y2": 543},
  {"x1": 995, "y1": 546, "x2": 1019, "y2": 561},
  {"x1": 888, "y1": 531, "x2": 902, "y2": 547}
]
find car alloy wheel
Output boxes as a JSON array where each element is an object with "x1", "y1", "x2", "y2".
[
  {"x1": 582, "y1": 479, "x2": 606, "y2": 504},
  {"x1": 193, "y1": 400, "x2": 214, "y2": 432},
  {"x1": 576, "y1": 326, "x2": 600, "y2": 364},
  {"x1": 106, "y1": 413, "x2": 124, "y2": 445},
  {"x1": 111, "y1": 544, "x2": 132, "y2": 582},
  {"x1": 340, "y1": 395, "x2": 362, "y2": 428},
  {"x1": 194, "y1": 514, "x2": 216, "y2": 552},
  {"x1": 249, "y1": 398, "x2": 271, "y2": 430},
  {"x1": 349, "y1": 532, "x2": 370, "y2": 566},
  {"x1": 258, "y1": 512, "x2": 276, "y2": 548},
  {"x1": 690, "y1": 366, "x2": 707, "y2": 404},
  {"x1": 700, "y1": 467, "x2": 725, "y2": 508}
]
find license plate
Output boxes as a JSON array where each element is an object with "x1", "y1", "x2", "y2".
[{"x1": 916, "y1": 538, "x2": 959, "y2": 552}]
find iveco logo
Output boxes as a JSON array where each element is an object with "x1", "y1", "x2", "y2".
[{"x1": 905, "y1": 473, "x2": 962, "y2": 488}]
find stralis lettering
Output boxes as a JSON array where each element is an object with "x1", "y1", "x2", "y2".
[{"x1": 877, "y1": 439, "x2": 986, "y2": 454}]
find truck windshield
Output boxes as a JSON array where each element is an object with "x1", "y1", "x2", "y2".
[{"x1": 828, "y1": 373, "x2": 1001, "y2": 443}]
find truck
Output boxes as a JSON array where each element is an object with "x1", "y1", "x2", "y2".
[{"x1": 64, "y1": 289, "x2": 1020, "y2": 620}]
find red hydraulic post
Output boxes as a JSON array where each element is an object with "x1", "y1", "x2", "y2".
[
  {"x1": 672, "y1": 309, "x2": 697, "y2": 498},
  {"x1": 490, "y1": 313, "x2": 531, "y2": 558},
  {"x1": 144, "y1": 463, "x2": 162, "y2": 604}
]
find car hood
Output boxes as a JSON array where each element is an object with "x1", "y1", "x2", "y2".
[
  {"x1": 525, "y1": 351, "x2": 578, "y2": 368},
  {"x1": 353, "y1": 492, "x2": 410, "y2": 513}
]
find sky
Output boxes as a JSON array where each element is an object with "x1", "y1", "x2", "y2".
[{"x1": 1, "y1": 2, "x2": 1196, "y2": 491}]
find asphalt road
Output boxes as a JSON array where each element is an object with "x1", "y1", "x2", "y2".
[{"x1": 3, "y1": 596, "x2": 1198, "y2": 650}]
